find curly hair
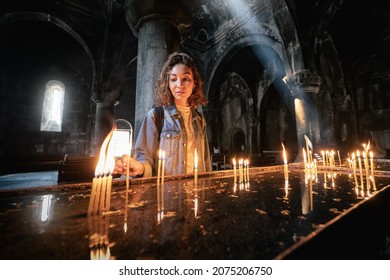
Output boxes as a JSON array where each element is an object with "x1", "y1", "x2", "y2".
[{"x1": 154, "y1": 52, "x2": 208, "y2": 108}]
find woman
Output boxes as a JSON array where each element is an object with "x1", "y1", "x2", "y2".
[{"x1": 115, "y1": 52, "x2": 212, "y2": 177}]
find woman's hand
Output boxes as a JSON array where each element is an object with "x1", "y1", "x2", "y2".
[{"x1": 113, "y1": 154, "x2": 145, "y2": 177}]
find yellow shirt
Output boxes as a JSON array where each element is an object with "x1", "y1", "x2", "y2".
[{"x1": 176, "y1": 105, "x2": 195, "y2": 173}]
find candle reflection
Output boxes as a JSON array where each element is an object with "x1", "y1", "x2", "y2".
[
  {"x1": 40, "y1": 194, "x2": 53, "y2": 222},
  {"x1": 301, "y1": 176, "x2": 312, "y2": 215},
  {"x1": 194, "y1": 148, "x2": 198, "y2": 187},
  {"x1": 244, "y1": 159, "x2": 250, "y2": 182},
  {"x1": 284, "y1": 179, "x2": 289, "y2": 199},
  {"x1": 157, "y1": 150, "x2": 165, "y2": 223},
  {"x1": 239, "y1": 159, "x2": 243, "y2": 183},
  {"x1": 194, "y1": 186, "x2": 199, "y2": 218},
  {"x1": 88, "y1": 214, "x2": 112, "y2": 260}
]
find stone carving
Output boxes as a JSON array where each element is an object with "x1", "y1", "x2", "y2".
[{"x1": 284, "y1": 69, "x2": 322, "y2": 96}]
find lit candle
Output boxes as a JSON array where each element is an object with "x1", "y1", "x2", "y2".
[
  {"x1": 239, "y1": 158, "x2": 243, "y2": 183},
  {"x1": 157, "y1": 152, "x2": 161, "y2": 213},
  {"x1": 91, "y1": 126, "x2": 117, "y2": 216},
  {"x1": 363, "y1": 151, "x2": 370, "y2": 191},
  {"x1": 351, "y1": 152, "x2": 358, "y2": 187},
  {"x1": 246, "y1": 158, "x2": 250, "y2": 182},
  {"x1": 157, "y1": 149, "x2": 162, "y2": 188},
  {"x1": 89, "y1": 175, "x2": 100, "y2": 216},
  {"x1": 303, "y1": 148, "x2": 307, "y2": 170},
  {"x1": 161, "y1": 150, "x2": 165, "y2": 212},
  {"x1": 100, "y1": 174, "x2": 110, "y2": 214},
  {"x1": 233, "y1": 158, "x2": 237, "y2": 184},
  {"x1": 124, "y1": 155, "x2": 129, "y2": 232},
  {"x1": 325, "y1": 150, "x2": 329, "y2": 167},
  {"x1": 125, "y1": 153, "x2": 130, "y2": 198},
  {"x1": 124, "y1": 154, "x2": 131, "y2": 231},
  {"x1": 243, "y1": 158, "x2": 247, "y2": 182},
  {"x1": 321, "y1": 151, "x2": 326, "y2": 167},
  {"x1": 194, "y1": 148, "x2": 198, "y2": 187},
  {"x1": 282, "y1": 143, "x2": 288, "y2": 180},
  {"x1": 103, "y1": 153, "x2": 115, "y2": 213},
  {"x1": 347, "y1": 154, "x2": 352, "y2": 170},
  {"x1": 89, "y1": 135, "x2": 109, "y2": 216},
  {"x1": 370, "y1": 151, "x2": 376, "y2": 190},
  {"x1": 105, "y1": 175, "x2": 113, "y2": 213},
  {"x1": 89, "y1": 175, "x2": 98, "y2": 216},
  {"x1": 357, "y1": 150, "x2": 363, "y2": 188},
  {"x1": 330, "y1": 150, "x2": 335, "y2": 167}
]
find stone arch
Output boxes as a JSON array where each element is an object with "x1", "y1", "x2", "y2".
[
  {"x1": 217, "y1": 72, "x2": 254, "y2": 155},
  {"x1": 0, "y1": 11, "x2": 96, "y2": 95},
  {"x1": 205, "y1": 34, "x2": 296, "y2": 156}
]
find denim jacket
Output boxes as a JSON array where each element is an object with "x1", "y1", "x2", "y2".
[{"x1": 134, "y1": 103, "x2": 212, "y2": 177}]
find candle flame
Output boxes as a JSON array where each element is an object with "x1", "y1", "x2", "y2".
[
  {"x1": 281, "y1": 143, "x2": 287, "y2": 164},
  {"x1": 95, "y1": 125, "x2": 116, "y2": 176}
]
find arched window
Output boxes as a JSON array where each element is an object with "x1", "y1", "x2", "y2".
[{"x1": 40, "y1": 80, "x2": 65, "y2": 132}]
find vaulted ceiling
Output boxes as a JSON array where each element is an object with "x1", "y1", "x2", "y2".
[{"x1": 1, "y1": 0, "x2": 389, "y2": 94}]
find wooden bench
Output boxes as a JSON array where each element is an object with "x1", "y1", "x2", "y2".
[
  {"x1": 57, "y1": 155, "x2": 97, "y2": 183},
  {"x1": 2, "y1": 154, "x2": 64, "y2": 174}
]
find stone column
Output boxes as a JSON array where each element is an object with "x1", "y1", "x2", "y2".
[
  {"x1": 92, "y1": 101, "x2": 114, "y2": 155},
  {"x1": 125, "y1": 0, "x2": 193, "y2": 134},
  {"x1": 285, "y1": 69, "x2": 321, "y2": 161}
]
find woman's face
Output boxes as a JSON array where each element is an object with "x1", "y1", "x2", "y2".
[{"x1": 169, "y1": 63, "x2": 195, "y2": 106}]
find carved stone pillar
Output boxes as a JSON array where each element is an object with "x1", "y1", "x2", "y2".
[
  {"x1": 285, "y1": 69, "x2": 321, "y2": 161},
  {"x1": 125, "y1": 0, "x2": 193, "y2": 134}
]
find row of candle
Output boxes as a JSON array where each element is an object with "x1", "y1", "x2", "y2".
[
  {"x1": 89, "y1": 128, "x2": 116, "y2": 216},
  {"x1": 88, "y1": 128, "x2": 118, "y2": 259},
  {"x1": 302, "y1": 136, "x2": 317, "y2": 178},
  {"x1": 232, "y1": 158, "x2": 250, "y2": 183},
  {"x1": 321, "y1": 150, "x2": 342, "y2": 168},
  {"x1": 157, "y1": 148, "x2": 199, "y2": 187},
  {"x1": 156, "y1": 148, "x2": 198, "y2": 223},
  {"x1": 349, "y1": 149, "x2": 376, "y2": 191}
]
